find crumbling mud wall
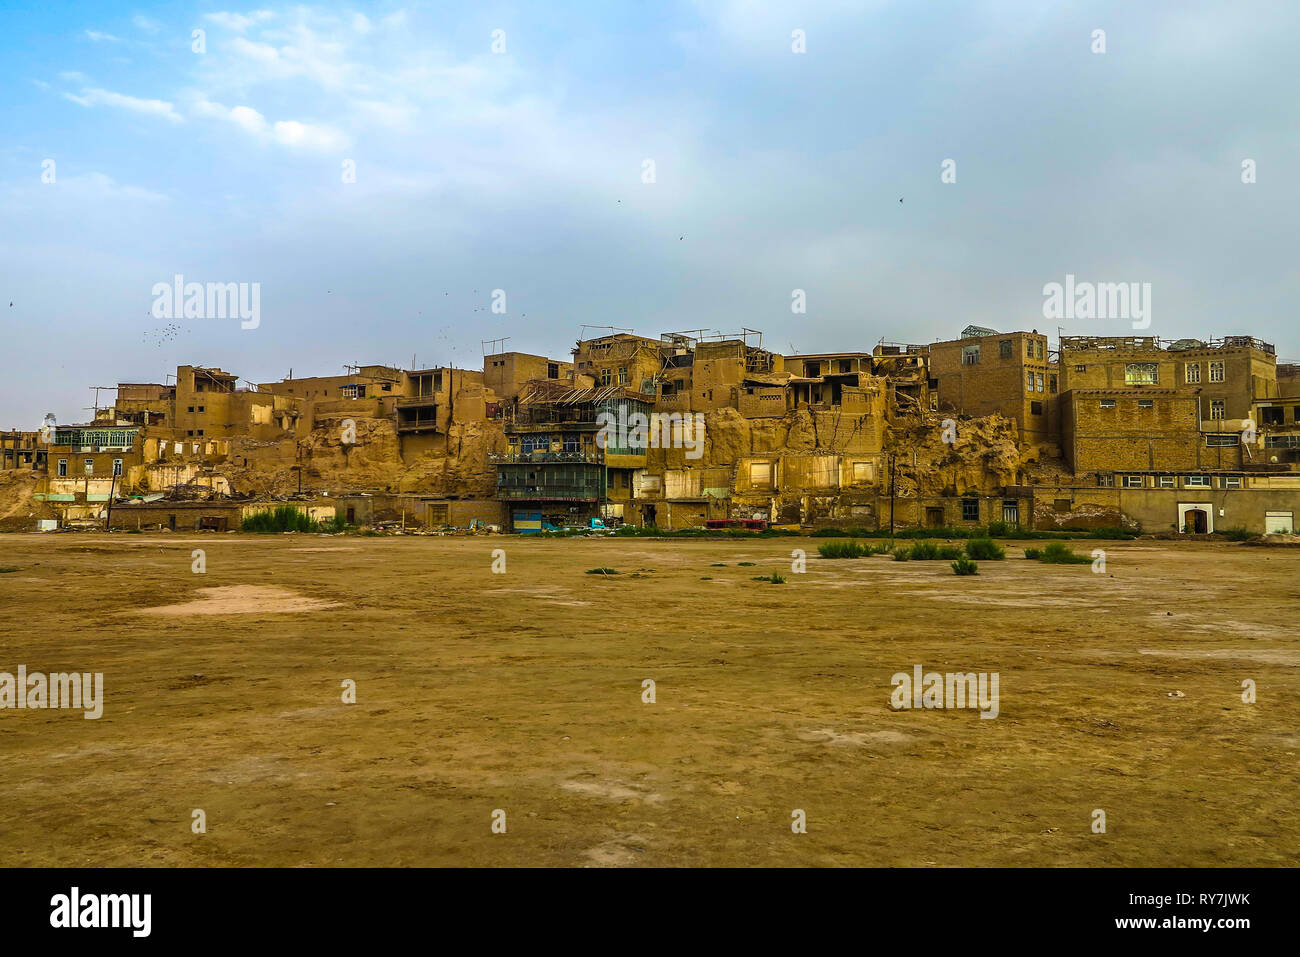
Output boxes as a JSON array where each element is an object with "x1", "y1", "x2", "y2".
[{"x1": 0, "y1": 471, "x2": 58, "y2": 530}]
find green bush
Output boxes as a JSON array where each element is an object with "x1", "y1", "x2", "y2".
[
  {"x1": 965, "y1": 538, "x2": 1005, "y2": 560},
  {"x1": 241, "y1": 506, "x2": 320, "y2": 533},
  {"x1": 817, "y1": 540, "x2": 867, "y2": 559},
  {"x1": 1023, "y1": 547, "x2": 1041, "y2": 560},
  {"x1": 951, "y1": 556, "x2": 979, "y2": 575},
  {"x1": 908, "y1": 540, "x2": 940, "y2": 560},
  {"x1": 585, "y1": 567, "x2": 619, "y2": 575},
  {"x1": 1037, "y1": 542, "x2": 1092, "y2": 564},
  {"x1": 987, "y1": 520, "x2": 1009, "y2": 537},
  {"x1": 1215, "y1": 527, "x2": 1254, "y2": 542}
]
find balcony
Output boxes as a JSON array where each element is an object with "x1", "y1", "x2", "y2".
[
  {"x1": 489, "y1": 450, "x2": 603, "y2": 464},
  {"x1": 395, "y1": 398, "x2": 439, "y2": 434}
]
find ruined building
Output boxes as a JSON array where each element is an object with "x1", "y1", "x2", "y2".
[{"x1": 4, "y1": 325, "x2": 1298, "y2": 536}]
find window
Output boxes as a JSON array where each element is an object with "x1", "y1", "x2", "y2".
[
  {"x1": 1209, "y1": 361, "x2": 1225, "y2": 382},
  {"x1": 961, "y1": 498, "x2": 979, "y2": 521},
  {"x1": 1049, "y1": 374, "x2": 1058, "y2": 393},
  {"x1": 839, "y1": 359, "x2": 852, "y2": 373},
  {"x1": 748, "y1": 462, "x2": 772, "y2": 486},
  {"x1": 112, "y1": 459, "x2": 123, "y2": 476},
  {"x1": 805, "y1": 361, "x2": 821, "y2": 377},
  {"x1": 197, "y1": 430, "x2": 204, "y2": 436},
  {"x1": 1261, "y1": 407, "x2": 1284, "y2": 425},
  {"x1": 852, "y1": 462, "x2": 873, "y2": 483},
  {"x1": 1221, "y1": 476, "x2": 1242, "y2": 489},
  {"x1": 198, "y1": 406, "x2": 205, "y2": 413},
  {"x1": 617, "y1": 367, "x2": 628, "y2": 385},
  {"x1": 547, "y1": 363, "x2": 559, "y2": 379},
  {"x1": 1210, "y1": 399, "x2": 1225, "y2": 419},
  {"x1": 962, "y1": 345, "x2": 980, "y2": 365},
  {"x1": 600, "y1": 368, "x2": 612, "y2": 387},
  {"x1": 1074, "y1": 364, "x2": 1086, "y2": 373},
  {"x1": 1138, "y1": 399, "x2": 1154, "y2": 409},
  {"x1": 999, "y1": 340, "x2": 1012, "y2": 359},
  {"x1": 83, "y1": 458, "x2": 94, "y2": 475},
  {"x1": 1184, "y1": 475, "x2": 1210, "y2": 487},
  {"x1": 1030, "y1": 401, "x2": 1043, "y2": 415},
  {"x1": 1124, "y1": 362, "x2": 1158, "y2": 385},
  {"x1": 1295, "y1": 406, "x2": 1300, "y2": 423},
  {"x1": 187, "y1": 406, "x2": 194, "y2": 412},
  {"x1": 1098, "y1": 474, "x2": 1115, "y2": 487},
  {"x1": 187, "y1": 430, "x2": 194, "y2": 436},
  {"x1": 1100, "y1": 399, "x2": 1116, "y2": 409},
  {"x1": 1027, "y1": 371, "x2": 1035, "y2": 391},
  {"x1": 1122, "y1": 475, "x2": 1144, "y2": 488},
  {"x1": 57, "y1": 458, "x2": 67, "y2": 476},
  {"x1": 1185, "y1": 363, "x2": 1201, "y2": 384},
  {"x1": 1036, "y1": 372, "x2": 1045, "y2": 392},
  {"x1": 1206, "y1": 434, "x2": 1238, "y2": 447},
  {"x1": 1157, "y1": 475, "x2": 1175, "y2": 488}
]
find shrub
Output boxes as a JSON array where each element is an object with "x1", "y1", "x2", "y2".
[
  {"x1": 987, "y1": 520, "x2": 1009, "y2": 537},
  {"x1": 585, "y1": 567, "x2": 619, "y2": 575},
  {"x1": 892, "y1": 547, "x2": 911, "y2": 561},
  {"x1": 1023, "y1": 547, "x2": 1041, "y2": 560},
  {"x1": 817, "y1": 540, "x2": 867, "y2": 559},
  {"x1": 965, "y1": 538, "x2": 1005, "y2": 560},
  {"x1": 1037, "y1": 542, "x2": 1092, "y2": 564},
  {"x1": 752, "y1": 572, "x2": 786, "y2": 583},
  {"x1": 936, "y1": 545, "x2": 965, "y2": 560},
  {"x1": 951, "y1": 556, "x2": 979, "y2": 575},
  {"x1": 1215, "y1": 526, "x2": 1254, "y2": 542},
  {"x1": 241, "y1": 506, "x2": 319, "y2": 533},
  {"x1": 908, "y1": 540, "x2": 940, "y2": 560}
]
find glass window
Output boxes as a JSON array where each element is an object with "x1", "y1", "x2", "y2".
[
  {"x1": 1185, "y1": 363, "x2": 1201, "y2": 384},
  {"x1": 962, "y1": 345, "x2": 980, "y2": 365},
  {"x1": 1210, "y1": 399, "x2": 1225, "y2": 419},
  {"x1": 1158, "y1": 476, "x2": 1175, "y2": 488},
  {"x1": 57, "y1": 458, "x2": 67, "y2": 476},
  {"x1": 1122, "y1": 475, "x2": 1143, "y2": 488},
  {"x1": 961, "y1": 498, "x2": 979, "y2": 521},
  {"x1": 1125, "y1": 362, "x2": 1159, "y2": 385},
  {"x1": 1100, "y1": 399, "x2": 1116, "y2": 409},
  {"x1": 999, "y1": 340, "x2": 1012, "y2": 358},
  {"x1": 1209, "y1": 361, "x2": 1225, "y2": 382},
  {"x1": 1184, "y1": 475, "x2": 1210, "y2": 487},
  {"x1": 1222, "y1": 476, "x2": 1242, "y2": 489}
]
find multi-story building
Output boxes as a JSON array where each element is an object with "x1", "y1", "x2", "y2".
[{"x1": 928, "y1": 326, "x2": 1059, "y2": 445}]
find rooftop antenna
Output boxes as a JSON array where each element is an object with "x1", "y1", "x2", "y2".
[
  {"x1": 482, "y1": 337, "x2": 511, "y2": 355},
  {"x1": 88, "y1": 386, "x2": 114, "y2": 417}
]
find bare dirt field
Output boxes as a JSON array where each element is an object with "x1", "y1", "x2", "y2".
[{"x1": 1, "y1": 533, "x2": 1296, "y2": 867}]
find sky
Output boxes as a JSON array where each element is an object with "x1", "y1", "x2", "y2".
[{"x1": 2, "y1": 0, "x2": 1298, "y2": 427}]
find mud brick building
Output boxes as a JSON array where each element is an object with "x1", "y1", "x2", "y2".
[
  {"x1": 928, "y1": 326, "x2": 1059, "y2": 446},
  {"x1": 6, "y1": 322, "x2": 1299, "y2": 536}
]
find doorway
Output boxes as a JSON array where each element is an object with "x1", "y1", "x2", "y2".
[{"x1": 1178, "y1": 503, "x2": 1213, "y2": 534}]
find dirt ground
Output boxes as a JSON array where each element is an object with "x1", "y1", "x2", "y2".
[{"x1": 0, "y1": 533, "x2": 1296, "y2": 867}]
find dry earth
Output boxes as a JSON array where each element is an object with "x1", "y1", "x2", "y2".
[{"x1": 0, "y1": 533, "x2": 1296, "y2": 867}]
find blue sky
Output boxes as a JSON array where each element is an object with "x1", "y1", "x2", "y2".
[{"x1": 2, "y1": 1, "x2": 1298, "y2": 426}]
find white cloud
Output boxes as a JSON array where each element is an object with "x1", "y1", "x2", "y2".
[
  {"x1": 204, "y1": 11, "x2": 275, "y2": 33},
  {"x1": 64, "y1": 88, "x2": 183, "y2": 123},
  {"x1": 133, "y1": 15, "x2": 161, "y2": 34},
  {"x1": 272, "y1": 119, "x2": 349, "y2": 151},
  {"x1": 190, "y1": 96, "x2": 347, "y2": 151},
  {"x1": 83, "y1": 30, "x2": 123, "y2": 43}
]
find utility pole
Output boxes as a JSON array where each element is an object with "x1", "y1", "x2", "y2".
[
  {"x1": 104, "y1": 470, "x2": 117, "y2": 531},
  {"x1": 888, "y1": 451, "x2": 896, "y2": 538}
]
